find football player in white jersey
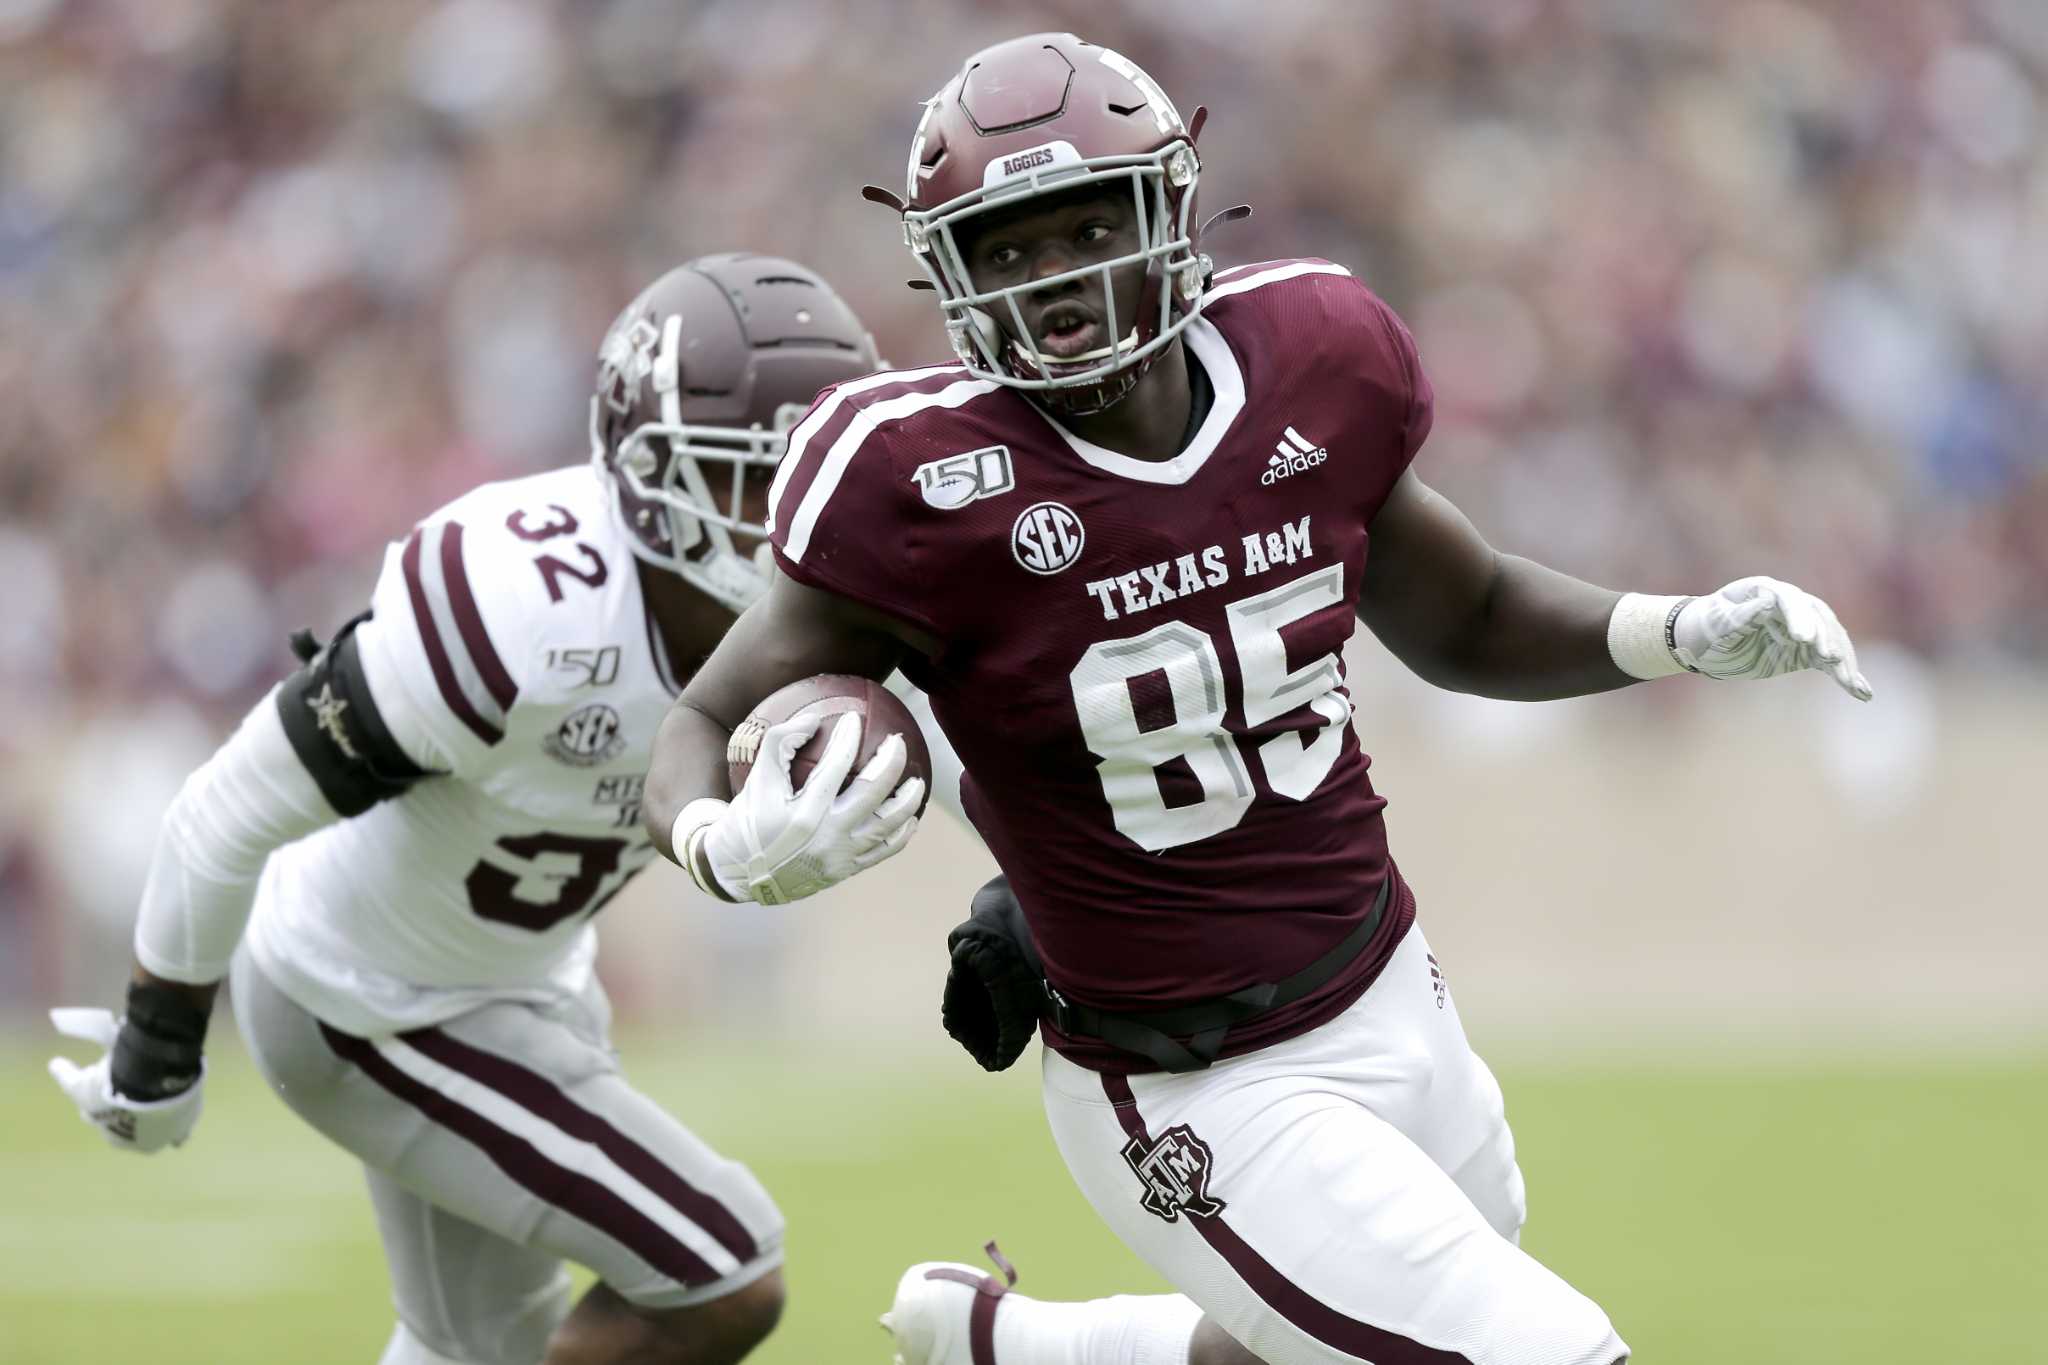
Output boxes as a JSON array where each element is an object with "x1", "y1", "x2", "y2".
[{"x1": 45, "y1": 253, "x2": 926, "y2": 1365}]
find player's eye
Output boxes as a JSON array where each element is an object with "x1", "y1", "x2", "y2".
[
  {"x1": 985, "y1": 244, "x2": 1021, "y2": 269},
  {"x1": 1078, "y1": 223, "x2": 1113, "y2": 244}
]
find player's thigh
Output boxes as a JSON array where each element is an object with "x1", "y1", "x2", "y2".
[
  {"x1": 1041, "y1": 1049, "x2": 1625, "y2": 1365},
  {"x1": 1352, "y1": 925, "x2": 1526, "y2": 1243},
  {"x1": 233, "y1": 953, "x2": 784, "y2": 1312}
]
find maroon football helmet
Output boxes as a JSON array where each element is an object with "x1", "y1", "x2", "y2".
[
  {"x1": 590, "y1": 254, "x2": 879, "y2": 610},
  {"x1": 890, "y1": 33, "x2": 1215, "y2": 416}
]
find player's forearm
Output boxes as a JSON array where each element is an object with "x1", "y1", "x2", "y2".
[
  {"x1": 643, "y1": 699, "x2": 735, "y2": 862},
  {"x1": 130, "y1": 963, "x2": 221, "y2": 1012},
  {"x1": 1431, "y1": 555, "x2": 1635, "y2": 701},
  {"x1": 134, "y1": 689, "x2": 337, "y2": 983}
]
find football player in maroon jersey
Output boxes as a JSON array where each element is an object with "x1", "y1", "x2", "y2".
[{"x1": 643, "y1": 33, "x2": 1868, "y2": 1365}]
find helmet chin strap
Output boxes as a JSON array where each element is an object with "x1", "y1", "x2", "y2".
[{"x1": 1032, "y1": 358, "x2": 1148, "y2": 417}]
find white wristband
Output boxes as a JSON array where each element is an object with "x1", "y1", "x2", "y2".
[
  {"x1": 670, "y1": 798, "x2": 736, "y2": 899},
  {"x1": 1607, "y1": 593, "x2": 1693, "y2": 680}
]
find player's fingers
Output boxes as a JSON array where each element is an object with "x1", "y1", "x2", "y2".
[
  {"x1": 1813, "y1": 599, "x2": 1855, "y2": 659},
  {"x1": 787, "y1": 714, "x2": 863, "y2": 825},
  {"x1": 853, "y1": 814, "x2": 919, "y2": 871},
  {"x1": 835, "y1": 733, "x2": 908, "y2": 821},
  {"x1": 1817, "y1": 619, "x2": 1871, "y2": 700},
  {"x1": 1825, "y1": 664, "x2": 1872, "y2": 701},
  {"x1": 1775, "y1": 585, "x2": 1823, "y2": 648},
  {"x1": 815, "y1": 713, "x2": 866, "y2": 789},
  {"x1": 857, "y1": 731, "x2": 908, "y2": 786},
  {"x1": 862, "y1": 775, "x2": 925, "y2": 836},
  {"x1": 1818, "y1": 628, "x2": 1853, "y2": 685},
  {"x1": 1714, "y1": 575, "x2": 1772, "y2": 603},
  {"x1": 47, "y1": 1056, "x2": 93, "y2": 1107},
  {"x1": 1811, "y1": 596, "x2": 1874, "y2": 699},
  {"x1": 762, "y1": 713, "x2": 827, "y2": 779},
  {"x1": 50, "y1": 1007, "x2": 118, "y2": 1049},
  {"x1": 741, "y1": 716, "x2": 816, "y2": 805}
]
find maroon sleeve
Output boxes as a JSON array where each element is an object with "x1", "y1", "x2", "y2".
[
  {"x1": 765, "y1": 389, "x2": 940, "y2": 636},
  {"x1": 1294, "y1": 272, "x2": 1434, "y2": 518},
  {"x1": 1369, "y1": 291, "x2": 1434, "y2": 467}
]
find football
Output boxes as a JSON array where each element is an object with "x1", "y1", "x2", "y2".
[{"x1": 726, "y1": 674, "x2": 933, "y2": 815}]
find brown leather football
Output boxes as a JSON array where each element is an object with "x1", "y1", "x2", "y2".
[{"x1": 726, "y1": 674, "x2": 933, "y2": 815}]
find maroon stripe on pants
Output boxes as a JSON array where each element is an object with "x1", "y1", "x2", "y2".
[
  {"x1": 402, "y1": 1026, "x2": 760, "y2": 1263},
  {"x1": 439, "y1": 522, "x2": 518, "y2": 713},
  {"x1": 1101, "y1": 1074, "x2": 1472, "y2": 1365},
  {"x1": 401, "y1": 528, "x2": 504, "y2": 746},
  {"x1": 321, "y1": 1024, "x2": 721, "y2": 1286}
]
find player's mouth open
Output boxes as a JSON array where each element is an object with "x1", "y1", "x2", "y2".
[{"x1": 1036, "y1": 304, "x2": 1104, "y2": 360}]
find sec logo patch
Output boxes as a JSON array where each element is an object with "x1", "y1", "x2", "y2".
[
  {"x1": 1011, "y1": 501, "x2": 1085, "y2": 575},
  {"x1": 544, "y1": 703, "x2": 626, "y2": 767}
]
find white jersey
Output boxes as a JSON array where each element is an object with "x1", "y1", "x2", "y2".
[{"x1": 247, "y1": 465, "x2": 681, "y2": 1034}]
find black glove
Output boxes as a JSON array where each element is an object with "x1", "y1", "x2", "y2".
[{"x1": 942, "y1": 877, "x2": 1045, "y2": 1072}]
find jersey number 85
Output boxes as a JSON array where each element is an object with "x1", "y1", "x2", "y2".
[{"x1": 1070, "y1": 564, "x2": 1350, "y2": 852}]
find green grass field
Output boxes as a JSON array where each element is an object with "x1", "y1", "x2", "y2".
[{"x1": 4, "y1": 1035, "x2": 2043, "y2": 1364}]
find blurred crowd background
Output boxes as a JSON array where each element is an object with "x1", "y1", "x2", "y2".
[{"x1": 2, "y1": 0, "x2": 2043, "y2": 1029}]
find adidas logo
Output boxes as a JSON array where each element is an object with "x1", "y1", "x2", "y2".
[{"x1": 1262, "y1": 426, "x2": 1327, "y2": 485}]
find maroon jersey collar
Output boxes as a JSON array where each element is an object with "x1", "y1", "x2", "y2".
[{"x1": 1035, "y1": 316, "x2": 1245, "y2": 485}]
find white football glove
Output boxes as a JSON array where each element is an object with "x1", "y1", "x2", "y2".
[
  {"x1": 1672, "y1": 576, "x2": 1872, "y2": 700},
  {"x1": 676, "y1": 712, "x2": 925, "y2": 906},
  {"x1": 47, "y1": 1008, "x2": 205, "y2": 1154}
]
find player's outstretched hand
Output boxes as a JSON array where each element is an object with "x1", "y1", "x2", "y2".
[
  {"x1": 47, "y1": 1008, "x2": 206, "y2": 1154},
  {"x1": 1673, "y1": 576, "x2": 1873, "y2": 701},
  {"x1": 693, "y1": 712, "x2": 924, "y2": 905}
]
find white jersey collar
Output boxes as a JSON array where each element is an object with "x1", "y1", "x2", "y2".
[{"x1": 1037, "y1": 315, "x2": 1245, "y2": 486}]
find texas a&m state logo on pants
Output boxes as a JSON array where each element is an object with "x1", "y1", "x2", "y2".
[{"x1": 1121, "y1": 1123, "x2": 1227, "y2": 1223}]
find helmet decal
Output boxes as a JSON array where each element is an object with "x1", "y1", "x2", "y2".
[{"x1": 1096, "y1": 48, "x2": 1181, "y2": 135}]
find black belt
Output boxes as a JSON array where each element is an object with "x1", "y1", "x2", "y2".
[{"x1": 1042, "y1": 877, "x2": 1391, "y2": 1074}]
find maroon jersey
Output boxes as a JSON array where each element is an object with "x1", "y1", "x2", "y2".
[{"x1": 767, "y1": 260, "x2": 1433, "y2": 1072}]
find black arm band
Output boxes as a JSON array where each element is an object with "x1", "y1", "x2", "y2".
[
  {"x1": 276, "y1": 612, "x2": 433, "y2": 816},
  {"x1": 110, "y1": 979, "x2": 211, "y2": 1102}
]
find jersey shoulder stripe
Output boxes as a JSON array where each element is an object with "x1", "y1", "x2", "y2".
[
  {"x1": 440, "y1": 523, "x2": 517, "y2": 713},
  {"x1": 400, "y1": 521, "x2": 515, "y2": 746},
  {"x1": 778, "y1": 373, "x2": 999, "y2": 564},
  {"x1": 1206, "y1": 258, "x2": 1352, "y2": 304},
  {"x1": 766, "y1": 362, "x2": 967, "y2": 534}
]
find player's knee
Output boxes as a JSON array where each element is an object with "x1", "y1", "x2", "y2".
[
  {"x1": 718, "y1": 1268, "x2": 786, "y2": 1349},
  {"x1": 397, "y1": 1268, "x2": 571, "y2": 1365},
  {"x1": 640, "y1": 1268, "x2": 786, "y2": 1364},
  {"x1": 704, "y1": 1268, "x2": 782, "y2": 1358}
]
